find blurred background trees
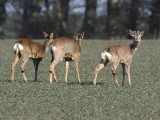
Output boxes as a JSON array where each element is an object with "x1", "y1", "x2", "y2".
[
  {"x1": 0, "y1": 0, "x2": 159, "y2": 39},
  {"x1": 0, "y1": 0, "x2": 7, "y2": 38}
]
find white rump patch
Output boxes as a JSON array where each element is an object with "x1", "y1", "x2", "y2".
[
  {"x1": 49, "y1": 45, "x2": 56, "y2": 52},
  {"x1": 101, "y1": 51, "x2": 111, "y2": 60},
  {"x1": 101, "y1": 53, "x2": 106, "y2": 59},
  {"x1": 13, "y1": 43, "x2": 23, "y2": 53},
  {"x1": 52, "y1": 46, "x2": 57, "y2": 51}
]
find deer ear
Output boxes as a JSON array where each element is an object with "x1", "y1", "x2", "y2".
[
  {"x1": 50, "y1": 33, "x2": 54, "y2": 39},
  {"x1": 140, "y1": 31, "x2": 144, "y2": 37},
  {"x1": 43, "y1": 32, "x2": 49, "y2": 38},
  {"x1": 74, "y1": 32, "x2": 77, "y2": 39},
  {"x1": 129, "y1": 29, "x2": 135, "y2": 37},
  {"x1": 81, "y1": 32, "x2": 84, "y2": 39},
  {"x1": 74, "y1": 32, "x2": 77, "y2": 38}
]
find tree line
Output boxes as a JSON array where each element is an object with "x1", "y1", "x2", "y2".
[{"x1": 0, "y1": 0, "x2": 160, "y2": 39}]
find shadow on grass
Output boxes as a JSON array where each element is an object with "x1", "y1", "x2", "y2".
[
  {"x1": 0, "y1": 79, "x2": 12, "y2": 82},
  {"x1": 0, "y1": 79, "x2": 42, "y2": 83},
  {"x1": 67, "y1": 81, "x2": 105, "y2": 86},
  {"x1": 1, "y1": 79, "x2": 106, "y2": 86}
]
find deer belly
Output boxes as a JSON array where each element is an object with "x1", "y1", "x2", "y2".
[
  {"x1": 120, "y1": 58, "x2": 129, "y2": 63},
  {"x1": 29, "y1": 53, "x2": 42, "y2": 59},
  {"x1": 64, "y1": 52, "x2": 75, "y2": 61}
]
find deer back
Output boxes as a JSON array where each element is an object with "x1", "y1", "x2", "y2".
[
  {"x1": 103, "y1": 45, "x2": 134, "y2": 63},
  {"x1": 16, "y1": 38, "x2": 45, "y2": 58},
  {"x1": 50, "y1": 37, "x2": 81, "y2": 60}
]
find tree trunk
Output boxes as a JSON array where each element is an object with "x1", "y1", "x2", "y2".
[
  {"x1": 53, "y1": 0, "x2": 70, "y2": 37},
  {"x1": 60, "y1": 0, "x2": 70, "y2": 24},
  {"x1": 82, "y1": 0, "x2": 97, "y2": 38},
  {"x1": 149, "y1": 0, "x2": 160, "y2": 39},
  {"x1": 21, "y1": 0, "x2": 29, "y2": 37},
  {"x1": 128, "y1": 0, "x2": 140, "y2": 31},
  {"x1": 105, "y1": 0, "x2": 111, "y2": 39},
  {"x1": 0, "y1": 0, "x2": 7, "y2": 38}
]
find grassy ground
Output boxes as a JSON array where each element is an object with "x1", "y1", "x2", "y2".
[{"x1": 0, "y1": 39, "x2": 160, "y2": 120}]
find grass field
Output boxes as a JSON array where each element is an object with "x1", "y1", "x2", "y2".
[{"x1": 0, "y1": 39, "x2": 160, "y2": 120}]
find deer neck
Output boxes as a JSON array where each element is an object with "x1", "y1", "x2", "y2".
[
  {"x1": 130, "y1": 42, "x2": 138, "y2": 54},
  {"x1": 42, "y1": 42, "x2": 50, "y2": 54},
  {"x1": 74, "y1": 39, "x2": 82, "y2": 47}
]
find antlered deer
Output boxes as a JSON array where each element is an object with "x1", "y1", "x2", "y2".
[
  {"x1": 11, "y1": 32, "x2": 54, "y2": 82},
  {"x1": 49, "y1": 32, "x2": 84, "y2": 83},
  {"x1": 93, "y1": 29, "x2": 144, "y2": 86}
]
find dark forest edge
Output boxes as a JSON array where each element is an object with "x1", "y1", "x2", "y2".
[{"x1": 0, "y1": 0, "x2": 160, "y2": 39}]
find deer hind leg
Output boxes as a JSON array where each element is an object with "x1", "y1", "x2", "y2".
[
  {"x1": 93, "y1": 59, "x2": 108, "y2": 85},
  {"x1": 125, "y1": 64, "x2": 131, "y2": 86},
  {"x1": 20, "y1": 57, "x2": 28, "y2": 82},
  {"x1": 33, "y1": 58, "x2": 42, "y2": 82},
  {"x1": 11, "y1": 53, "x2": 21, "y2": 81},
  {"x1": 121, "y1": 63, "x2": 126, "y2": 86},
  {"x1": 111, "y1": 62, "x2": 120, "y2": 86},
  {"x1": 50, "y1": 61, "x2": 58, "y2": 83},
  {"x1": 65, "y1": 61, "x2": 69, "y2": 83},
  {"x1": 74, "y1": 61, "x2": 81, "y2": 83},
  {"x1": 49, "y1": 56, "x2": 62, "y2": 83},
  {"x1": 50, "y1": 50, "x2": 54, "y2": 63}
]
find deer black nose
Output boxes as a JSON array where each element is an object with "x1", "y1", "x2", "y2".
[{"x1": 136, "y1": 41, "x2": 140, "y2": 44}]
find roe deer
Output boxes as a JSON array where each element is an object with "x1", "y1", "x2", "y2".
[
  {"x1": 11, "y1": 32, "x2": 54, "y2": 82},
  {"x1": 49, "y1": 32, "x2": 84, "y2": 83},
  {"x1": 93, "y1": 29, "x2": 144, "y2": 86}
]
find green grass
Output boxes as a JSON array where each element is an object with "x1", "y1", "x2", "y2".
[{"x1": 0, "y1": 39, "x2": 160, "y2": 120}]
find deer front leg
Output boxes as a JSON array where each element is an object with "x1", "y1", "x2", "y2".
[
  {"x1": 74, "y1": 61, "x2": 81, "y2": 83},
  {"x1": 125, "y1": 64, "x2": 131, "y2": 86},
  {"x1": 49, "y1": 70, "x2": 53, "y2": 83},
  {"x1": 121, "y1": 63, "x2": 126, "y2": 86},
  {"x1": 65, "y1": 61, "x2": 69, "y2": 83},
  {"x1": 111, "y1": 62, "x2": 120, "y2": 86},
  {"x1": 11, "y1": 53, "x2": 20, "y2": 81},
  {"x1": 20, "y1": 58, "x2": 28, "y2": 82}
]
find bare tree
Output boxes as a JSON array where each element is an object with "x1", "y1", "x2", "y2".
[
  {"x1": 149, "y1": 0, "x2": 160, "y2": 39},
  {"x1": 53, "y1": 0, "x2": 70, "y2": 37},
  {"x1": 82, "y1": 0, "x2": 97, "y2": 38},
  {"x1": 105, "y1": 0, "x2": 111, "y2": 39},
  {"x1": 0, "y1": 0, "x2": 7, "y2": 38},
  {"x1": 21, "y1": 0, "x2": 42, "y2": 37},
  {"x1": 127, "y1": 0, "x2": 141, "y2": 31}
]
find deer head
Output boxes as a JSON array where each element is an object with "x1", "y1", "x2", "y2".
[
  {"x1": 43, "y1": 32, "x2": 54, "y2": 52},
  {"x1": 74, "y1": 32, "x2": 84, "y2": 46},
  {"x1": 129, "y1": 29, "x2": 144, "y2": 46}
]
